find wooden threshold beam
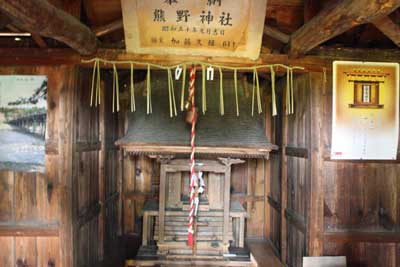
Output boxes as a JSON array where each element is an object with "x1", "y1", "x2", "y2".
[
  {"x1": 324, "y1": 230, "x2": 400, "y2": 243},
  {"x1": 0, "y1": 224, "x2": 59, "y2": 236},
  {"x1": 289, "y1": 0, "x2": 400, "y2": 57},
  {"x1": 372, "y1": 16, "x2": 400, "y2": 47},
  {"x1": 285, "y1": 146, "x2": 309, "y2": 158},
  {"x1": 0, "y1": 0, "x2": 96, "y2": 55}
]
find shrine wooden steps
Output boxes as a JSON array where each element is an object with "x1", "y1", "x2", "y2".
[
  {"x1": 154, "y1": 211, "x2": 234, "y2": 243},
  {"x1": 125, "y1": 245, "x2": 257, "y2": 267}
]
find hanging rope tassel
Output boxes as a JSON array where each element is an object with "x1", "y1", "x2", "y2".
[
  {"x1": 146, "y1": 65, "x2": 152, "y2": 114},
  {"x1": 219, "y1": 67, "x2": 224, "y2": 116},
  {"x1": 180, "y1": 65, "x2": 187, "y2": 111},
  {"x1": 202, "y1": 64, "x2": 207, "y2": 114},
  {"x1": 270, "y1": 66, "x2": 277, "y2": 116},
  {"x1": 187, "y1": 66, "x2": 197, "y2": 248},
  {"x1": 90, "y1": 59, "x2": 98, "y2": 107},
  {"x1": 290, "y1": 69, "x2": 294, "y2": 114},
  {"x1": 167, "y1": 68, "x2": 177, "y2": 117},
  {"x1": 251, "y1": 68, "x2": 262, "y2": 115},
  {"x1": 234, "y1": 69, "x2": 239, "y2": 116},
  {"x1": 96, "y1": 60, "x2": 101, "y2": 106},
  {"x1": 286, "y1": 69, "x2": 290, "y2": 115},
  {"x1": 130, "y1": 63, "x2": 136, "y2": 112},
  {"x1": 255, "y1": 69, "x2": 262, "y2": 114},
  {"x1": 112, "y1": 64, "x2": 120, "y2": 113}
]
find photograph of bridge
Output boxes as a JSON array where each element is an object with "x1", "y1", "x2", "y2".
[{"x1": 0, "y1": 75, "x2": 47, "y2": 172}]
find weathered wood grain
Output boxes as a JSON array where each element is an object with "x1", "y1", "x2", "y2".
[
  {"x1": 373, "y1": 16, "x2": 400, "y2": 47},
  {"x1": 289, "y1": 0, "x2": 400, "y2": 57},
  {"x1": 0, "y1": 0, "x2": 97, "y2": 54},
  {"x1": 0, "y1": 171, "x2": 14, "y2": 221}
]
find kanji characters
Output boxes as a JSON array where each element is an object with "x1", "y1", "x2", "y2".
[
  {"x1": 176, "y1": 10, "x2": 190, "y2": 22},
  {"x1": 219, "y1": 12, "x2": 232, "y2": 26},
  {"x1": 164, "y1": 0, "x2": 178, "y2": 5},
  {"x1": 153, "y1": 9, "x2": 166, "y2": 22},
  {"x1": 207, "y1": 0, "x2": 221, "y2": 6},
  {"x1": 200, "y1": 11, "x2": 214, "y2": 24}
]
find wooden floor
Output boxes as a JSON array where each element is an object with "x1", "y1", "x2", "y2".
[
  {"x1": 101, "y1": 236, "x2": 284, "y2": 267},
  {"x1": 246, "y1": 239, "x2": 284, "y2": 267}
]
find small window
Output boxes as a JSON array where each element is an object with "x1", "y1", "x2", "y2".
[
  {"x1": 349, "y1": 81, "x2": 383, "y2": 109},
  {"x1": 362, "y1": 84, "x2": 371, "y2": 103}
]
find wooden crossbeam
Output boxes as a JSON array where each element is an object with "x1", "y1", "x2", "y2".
[
  {"x1": 264, "y1": 26, "x2": 290, "y2": 44},
  {"x1": 93, "y1": 19, "x2": 123, "y2": 37},
  {"x1": 31, "y1": 34, "x2": 47, "y2": 48},
  {"x1": 0, "y1": 0, "x2": 96, "y2": 55},
  {"x1": 372, "y1": 16, "x2": 400, "y2": 47},
  {"x1": 304, "y1": 0, "x2": 322, "y2": 22},
  {"x1": 289, "y1": 0, "x2": 400, "y2": 57},
  {"x1": 0, "y1": 47, "x2": 400, "y2": 72},
  {"x1": 6, "y1": 24, "x2": 47, "y2": 48}
]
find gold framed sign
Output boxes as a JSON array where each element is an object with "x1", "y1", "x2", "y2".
[
  {"x1": 121, "y1": 0, "x2": 267, "y2": 60},
  {"x1": 331, "y1": 61, "x2": 399, "y2": 160}
]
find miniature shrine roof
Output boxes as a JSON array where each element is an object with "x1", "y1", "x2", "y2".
[{"x1": 116, "y1": 72, "x2": 277, "y2": 158}]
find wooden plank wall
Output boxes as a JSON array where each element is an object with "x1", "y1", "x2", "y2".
[
  {"x1": 0, "y1": 66, "x2": 121, "y2": 267},
  {"x1": 73, "y1": 69, "x2": 101, "y2": 267},
  {"x1": 73, "y1": 69, "x2": 120, "y2": 267},
  {"x1": 269, "y1": 73, "x2": 325, "y2": 267},
  {"x1": 0, "y1": 171, "x2": 60, "y2": 267},
  {"x1": 268, "y1": 89, "x2": 283, "y2": 255},
  {"x1": 0, "y1": 65, "x2": 77, "y2": 267},
  {"x1": 321, "y1": 72, "x2": 400, "y2": 267},
  {"x1": 272, "y1": 71, "x2": 400, "y2": 267}
]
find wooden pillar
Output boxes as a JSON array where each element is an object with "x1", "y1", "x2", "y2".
[
  {"x1": 55, "y1": 66, "x2": 78, "y2": 267},
  {"x1": 280, "y1": 84, "x2": 289, "y2": 263},
  {"x1": 98, "y1": 80, "x2": 106, "y2": 260},
  {"x1": 158, "y1": 164, "x2": 167, "y2": 243},
  {"x1": 308, "y1": 73, "x2": 325, "y2": 256},
  {"x1": 223, "y1": 164, "x2": 232, "y2": 250}
]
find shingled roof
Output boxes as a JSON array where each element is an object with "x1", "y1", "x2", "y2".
[{"x1": 116, "y1": 72, "x2": 277, "y2": 158}]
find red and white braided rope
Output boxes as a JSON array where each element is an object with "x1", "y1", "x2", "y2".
[{"x1": 188, "y1": 67, "x2": 197, "y2": 247}]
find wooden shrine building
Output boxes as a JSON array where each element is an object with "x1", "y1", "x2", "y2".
[{"x1": 0, "y1": 1, "x2": 400, "y2": 267}]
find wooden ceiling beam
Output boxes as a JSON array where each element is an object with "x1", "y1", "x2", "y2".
[
  {"x1": 31, "y1": 34, "x2": 48, "y2": 48},
  {"x1": 304, "y1": 0, "x2": 322, "y2": 22},
  {"x1": 372, "y1": 16, "x2": 400, "y2": 47},
  {"x1": 5, "y1": 24, "x2": 47, "y2": 48},
  {"x1": 0, "y1": 0, "x2": 96, "y2": 55},
  {"x1": 93, "y1": 19, "x2": 123, "y2": 37},
  {"x1": 289, "y1": 0, "x2": 400, "y2": 57},
  {"x1": 0, "y1": 12, "x2": 11, "y2": 28},
  {"x1": 0, "y1": 47, "x2": 399, "y2": 72},
  {"x1": 264, "y1": 26, "x2": 290, "y2": 44}
]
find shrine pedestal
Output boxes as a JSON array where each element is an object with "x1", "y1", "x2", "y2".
[{"x1": 126, "y1": 158, "x2": 256, "y2": 267}]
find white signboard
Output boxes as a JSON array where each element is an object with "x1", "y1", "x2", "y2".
[
  {"x1": 331, "y1": 61, "x2": 399, "y2": 160},
  {"x1": 121, "y1": 0, "x2": 267, "y2": 60}
]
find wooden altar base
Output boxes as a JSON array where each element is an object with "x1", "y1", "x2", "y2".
[{"x1": 125, "y1": 246, "x2": 257, "y2": 267}]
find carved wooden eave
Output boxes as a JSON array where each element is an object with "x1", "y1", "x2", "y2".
[
  {"x1": 116, "y1": 143, "x2": 277, "y2": 159},
  {"x1": 115, "y1": 71, "x2": 277, "y2": 160}
]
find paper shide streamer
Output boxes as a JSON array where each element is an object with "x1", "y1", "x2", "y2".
[{"x1": 85, "y1": 58, "x2": 304, "y2": 117}]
